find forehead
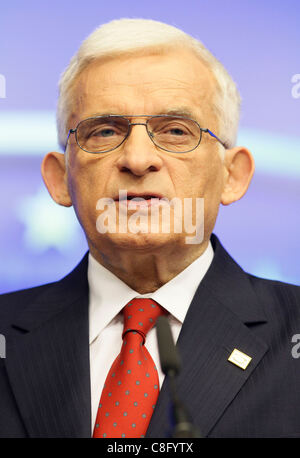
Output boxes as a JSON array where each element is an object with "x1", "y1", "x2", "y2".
[{"x1": 71, "y1": 48, "x2": 218, "y2": 125}]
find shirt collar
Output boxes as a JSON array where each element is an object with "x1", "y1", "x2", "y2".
[{"x1": 88, "y1": 242, "x2": 214, "y2": 344}]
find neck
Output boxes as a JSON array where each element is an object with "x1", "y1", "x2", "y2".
[{"x1": 88, "y1": 239, "x2": 209, "y2": 294}]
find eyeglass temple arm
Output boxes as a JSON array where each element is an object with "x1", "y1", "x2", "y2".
[
  {"x1": 64, "y1": 129, "x2": 76, "y2": 152},
  {"x1": 202, "y1": 128, "x2": 227, "y2": 149}
]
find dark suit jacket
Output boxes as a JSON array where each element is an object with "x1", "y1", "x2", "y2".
[{"x1": 1, "y1": 234, "x2": 300, "y2": 438}]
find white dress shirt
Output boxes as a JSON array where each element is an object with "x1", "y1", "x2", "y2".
[{"x1": 88, "y1": 242, "x2": 214, "y2": 430}]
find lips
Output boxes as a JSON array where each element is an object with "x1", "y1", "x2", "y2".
[{"x1": 114, "y1": 192, "x2": 164, "y2": 201}]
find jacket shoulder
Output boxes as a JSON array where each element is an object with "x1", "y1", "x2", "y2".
[
  {"x1": 248, "y1": 273, "x2": 300, "y2": 299},
  {"x1": 0, "y1": 253, "x2": 89, "y2": 332},
  {"x1": 0, "y1": 282, "x2": 56, "y2": 329},
  {"x1": 247, "y1": 273, "x2": 300, "y2": 329}
]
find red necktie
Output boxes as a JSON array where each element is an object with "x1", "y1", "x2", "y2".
[{"x1": 93, "y1": 298, "x2": 167, "y2": 438}]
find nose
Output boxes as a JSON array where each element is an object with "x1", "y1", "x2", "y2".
[{"x1": 116, "y1": 123, "x2": 163, "y2": 176}]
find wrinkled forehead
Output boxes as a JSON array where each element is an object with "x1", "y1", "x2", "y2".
[{"x1": 69, "y1": 49, "x2": 219, "y2": 130}]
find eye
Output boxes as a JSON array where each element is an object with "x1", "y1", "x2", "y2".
[
  {"x1": 91, "y1": 127, "x2": 117, "y2": 137},
  {"x1": 168, "y1": 127, "x2": 186, "y2": 136},
  {"x1": 161, "y1": 123, "x2": 189, "y2": 136}
]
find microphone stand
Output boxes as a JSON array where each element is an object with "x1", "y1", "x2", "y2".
[
  {"x1": 167, "y1": 370, "x2": 201, "y2": 438},
  {"x1": 156, "y1": 316, "x2": 202, "y2": 438}
]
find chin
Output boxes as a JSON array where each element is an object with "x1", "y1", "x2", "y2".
[{"x1": 100, "y1": 231, "x2": 183, "y2": 252}]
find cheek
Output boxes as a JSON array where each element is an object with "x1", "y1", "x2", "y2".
[
  {"x1": 67, "y1": 151, "x2": 110, "y2": 209},
  {"x1": 183, "y1": 150, "x2": 224, "y2": 199}
]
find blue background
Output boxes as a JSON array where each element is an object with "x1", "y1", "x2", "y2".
[{"x1": 0, "y1": 0, "x2": 299, "y2": 293}]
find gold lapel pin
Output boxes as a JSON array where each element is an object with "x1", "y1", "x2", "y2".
[{"x1": 228, "y1": 348, "x2": 252, "y2": 370}]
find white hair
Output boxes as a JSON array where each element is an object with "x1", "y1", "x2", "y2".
[{"x1": 57, "y1": 18, "x2": 241, "y2": 153}]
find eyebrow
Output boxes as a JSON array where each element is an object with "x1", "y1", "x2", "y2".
[
  {"x1": 86, "y1": 108, "x2": 198, "y2": 120},
  {"x1": 157, "y1": 108, "x2": 197, "y2": 119}
]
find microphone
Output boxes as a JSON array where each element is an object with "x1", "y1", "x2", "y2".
[{"x1": 156, "y1": 316, "x2": 202, "y2": 438}]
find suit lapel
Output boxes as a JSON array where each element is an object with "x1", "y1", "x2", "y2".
[
  {"x1": 4, "y1": 255, "x2": 92, "y2": 438},
  {"x1": 146, "y1": 235, "x2": 269, "y2": 438}
]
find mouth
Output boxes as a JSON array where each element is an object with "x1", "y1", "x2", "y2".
[
  {"x1": 113, "y1": 191, "x2": 168, "y2": 210},
  {"x1": 114, "y1": 192, "x2": 164, "y2": 202}
]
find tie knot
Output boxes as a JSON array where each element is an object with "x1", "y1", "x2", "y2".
[{"x1": 122, "y1": 298, "x2": 166, "y2": 343}]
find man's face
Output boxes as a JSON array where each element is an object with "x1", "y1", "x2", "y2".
[{"x1": 65, "y1": 48, "x2": 226, "y2": 255}]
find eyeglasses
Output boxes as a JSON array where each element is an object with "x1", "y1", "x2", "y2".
[{"x1": 65, "y1": 114, "x2": 226, "y2": 154}]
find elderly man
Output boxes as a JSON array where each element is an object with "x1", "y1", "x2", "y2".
[{"x1": 0, "y1": 18, "x2": 300, "y2": 439}]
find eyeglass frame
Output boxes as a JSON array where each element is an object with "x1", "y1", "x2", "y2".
[{"x1": 65, "y1": 114, "x2": 227, "y2": 154}]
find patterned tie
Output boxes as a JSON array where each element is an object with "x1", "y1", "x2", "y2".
[{"x1": 93, "y1": 298, "x2": 167, "y2": 438}]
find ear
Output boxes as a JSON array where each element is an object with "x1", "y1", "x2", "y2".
[
  {"x1": 221, "y1": 146, "x2": 255, "y2": 206},
  {"x1": 41, "y1": 152, "x2": 72, "y2": 207}
]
